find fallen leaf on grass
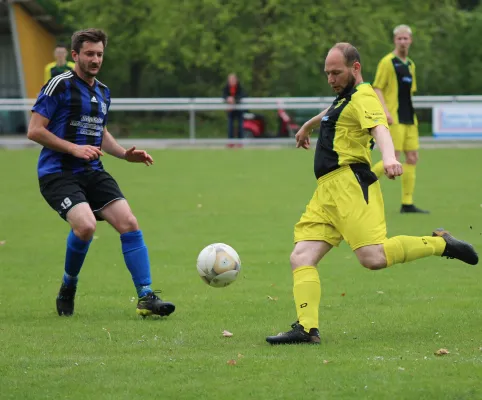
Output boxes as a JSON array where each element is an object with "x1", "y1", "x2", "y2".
[
  {"x1": 341, "y1": 293, "x2": 346, "y2": 297},
  {"x1": 0, "y1": 241, "x2": 6, "y2": 245},
  {"x1": 227, "y1": 359, "x2": 237, "y2": 365},
  {"x1": 237, "y1": 353, "x2": 244, "y2": 359},
  {"x1": 434, "y1": 348, "x2": 450, "y2": 356},
  {"x1": 267, "y1": 295, "x2": 278, "y2": 301},
  {"x1": 102, "y1": 328, "x2": 112, "y2": 341},
  {"x1": 222, "y1": 330, "x2": 233, "y2": 337},
  {"x1": 376, "y1": 291, "x2": 384, "y2": 294},
  {"x1": 323, "y1": 360, "x2": 330, "y2": 364}
]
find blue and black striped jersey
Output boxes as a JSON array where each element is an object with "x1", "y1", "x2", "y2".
[{"x1": 32, "y1": 70, "x2": 111, "y2": 178}]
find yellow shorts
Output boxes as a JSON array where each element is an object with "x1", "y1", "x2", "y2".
[
  {"x1": 294, "y1": 165, "x2": 387, "y2": 250},
  {"x1": 390, "y1": 124, "x2": 419, "y2": 152}
]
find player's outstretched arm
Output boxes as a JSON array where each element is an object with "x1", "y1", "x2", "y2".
[
  {"x1": 371, "y1": 125, "x2": 402, "y2": 179},
  {"x1": 27, "y1": 112, "x2": 103, "y2": 160},
  {"x1": 295, "y1": 107, "x2": 329, "y2": 149},
  {"x1": 102, "y1": 128, "x2": 154, "y2": 166}
]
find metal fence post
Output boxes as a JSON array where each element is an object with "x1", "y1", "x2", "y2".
[{"x1": 189, "y1": 100, "x2": 196, "y2": 141}]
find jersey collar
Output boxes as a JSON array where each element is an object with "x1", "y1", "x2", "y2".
[{"x1": 71, "y1": 70, "x2": 97, "y2": 88}]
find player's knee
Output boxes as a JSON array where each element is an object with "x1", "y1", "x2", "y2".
[
  {"x1": 290, "y1": 248, "x2": 309, "y2": 268},
  {"x1": 356, "y1": 247, "x2": 387, "y2": 270},
  {"x1": 359, "y1": 256, "x2": 386, "y2": 270},
  {"x1": 290, "y1": 250, "x2": 301, "y2": 268},
  {"x1": 290, "y1": 248, "x2": 316, "y2": 268},
  {"x1": 406, "y1": 151, "x2": 418, "y2": 164},
  {"x1": 118, "y1": 214, "x2": 139, "y2": 234},
  {"x1": 361, "y1": 260, "x2": 385, "y2": 270},
  {"x1": 73, "y1": 220, "x2": 96, "y2": 241}
]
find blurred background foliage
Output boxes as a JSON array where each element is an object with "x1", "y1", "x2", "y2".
[{"x1": 37, "y1": 0, "x2": 481, "y2": 137}]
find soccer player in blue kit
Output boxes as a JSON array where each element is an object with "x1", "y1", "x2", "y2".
[{"x1": 27, "y1": 28, "x2": 175, "y2": 318}]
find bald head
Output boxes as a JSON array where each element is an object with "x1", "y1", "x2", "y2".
[
  {"x1": 325, "y1": 42, "x2": 363, "y2": 94},
  {"x1": 329, "y1": 43, "x2": 361, "y2": 66}
]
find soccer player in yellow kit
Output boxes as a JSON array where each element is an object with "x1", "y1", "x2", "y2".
[
  {"x1": 371, "y1": 25, "x2": 428, "y2": 213},
  {"x1": 266, "y1": 42, "x2": 478, "y2": 345},
  {"x1": 44, "y1": 44, "x2": 75, "y2": 84}
]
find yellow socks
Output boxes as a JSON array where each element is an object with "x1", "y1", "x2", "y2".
[
  {"x1": 401, "y1": 163, "x2": 416, "y2": 205},
  {"x1": 383, "y1": 236, "x2": 446, "y2": 267},
  {"x1": 372, "y1": 160, "x2": 385, "y2": 179},
  {"x1": 373, "y1": 162, "x2": 417, "y2": 206},
  {"x1": 293, "y1": 266, "x2": 320, "y2": 332}
]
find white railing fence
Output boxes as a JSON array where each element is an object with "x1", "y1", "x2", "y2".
[{"x1": 1, "y1": 96, "x2": 482, "y2": 139}]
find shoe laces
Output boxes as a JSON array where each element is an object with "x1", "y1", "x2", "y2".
[
  {"x1": 276, "y1": 322, "x2": 303, "y2": 336},
  {"x1": 145, "y1": 290, "x2": 163, "y2": 300}
]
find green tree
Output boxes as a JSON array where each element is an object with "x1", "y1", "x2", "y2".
[
  {"x1": 56, "y1": 0, "x2": 470, "y2": 97},
  {"x1": 60, "y1": 0, "x2": 155, "y2": 97}
]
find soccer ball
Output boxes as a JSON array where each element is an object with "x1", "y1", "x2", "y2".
[{"x1": 196, "y1": 243, "x2": 241, "y2": 288}]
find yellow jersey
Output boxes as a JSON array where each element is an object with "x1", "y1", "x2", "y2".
[
  {"x1": 314, "y1": 83, "x2": 388, "y2": 178},
  {"x1": 372, "y1": 53, "x2": 417, "y2": 125},
  {"x1": 44, "y1": 61, "x2": 75, "y2": 84}
]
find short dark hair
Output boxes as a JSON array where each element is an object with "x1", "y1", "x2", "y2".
[
  {"x1": 71, "y1": 28, "x2": 108, "y2": 54},
  {"x1": 55, "y1": 43, "x2": 68, "y2": 50},
  {"x1": 331, "y1": 42, "x2": 361, "y2": 66}
]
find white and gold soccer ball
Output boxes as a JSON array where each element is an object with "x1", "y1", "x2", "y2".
[{"x1": 196, "y1": 243, "x2": 241, "y2": 288}]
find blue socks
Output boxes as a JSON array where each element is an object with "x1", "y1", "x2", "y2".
[
  {"x1": 121, "y1": 230, "x2": 153, "y2": 298},
  {"x1": 63, "y1": 230, "x2": 92, "y2": 287},
  {"x1": 62, "y1": 229, "x2": 153, "y2": 298}
]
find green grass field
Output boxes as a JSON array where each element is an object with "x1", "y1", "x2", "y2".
[{"x1": 0, "y1": 147, "x2": 481, "y2": 399}]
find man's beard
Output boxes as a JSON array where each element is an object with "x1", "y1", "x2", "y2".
[
  {"x1": 79, "y1": 60, "x2": 100, "y2": 77},
  {"x1": 337, "y1": 75, "x2": 356, "y2": 96}
]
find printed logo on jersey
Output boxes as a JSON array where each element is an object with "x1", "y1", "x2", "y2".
[
  {"x1": 402, "y1": 76, "x2": 412, "y2": 83},
  {"x1": 91, "y1": 96, "x2": 98, "y2": 103},
  {"x1": 101, "y1": 102, "x2": 107, "y2": 115},
  {"x1": 364, "y1": 110, "x2": 385, "y2": 120},
  {"x1": 334, "y1": 98, "x2": 346, "y2": 109},
  {"x1": 70, "y1": 115, "x2": 104, "y2": 137}
]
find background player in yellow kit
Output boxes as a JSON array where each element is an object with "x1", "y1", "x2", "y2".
[{"x1": 371, "y1": 25, "x2": 428, "y2": 213}]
